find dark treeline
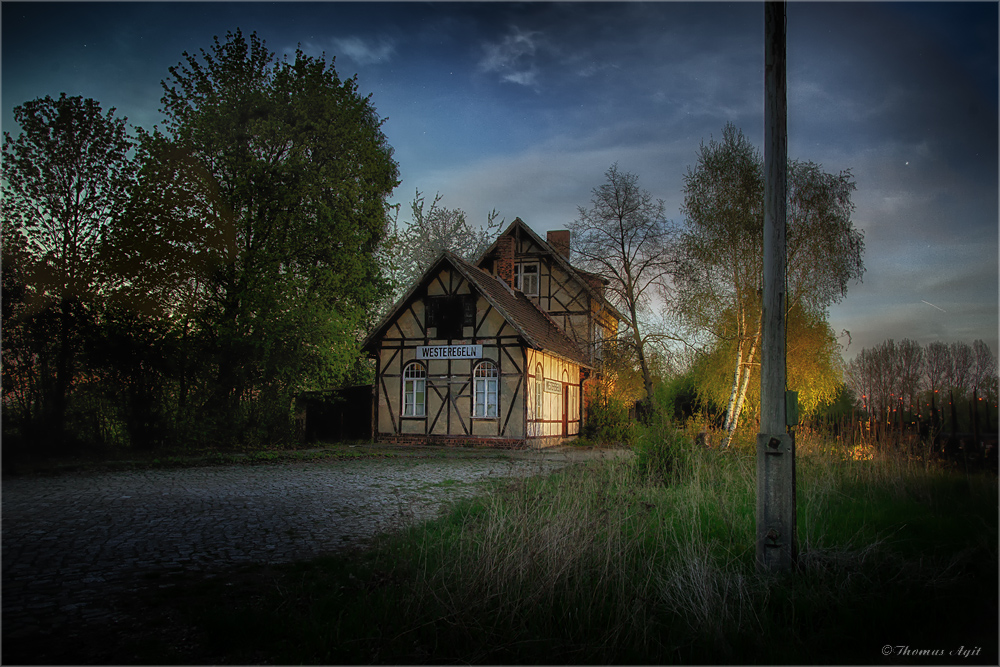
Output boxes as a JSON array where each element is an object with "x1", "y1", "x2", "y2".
[
  {"x1": 2, "y1": 30, "x2": 400, "y2": 459},
  {"x1": 835, "y1": 339, "x2": 999, "y2": 467},
  {"x1": 845, "y1": 339, "x2": 998, "y2": 433}
]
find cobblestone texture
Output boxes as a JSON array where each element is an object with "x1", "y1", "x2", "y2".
[{"x1": 2, "y1": 455, "x2": 571, "y2": 640}]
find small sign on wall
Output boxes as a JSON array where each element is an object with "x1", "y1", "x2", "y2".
[
  {"x1": 544, "y1": 379, "x2": 562, "y2": 394},
  {"x1": 416, "y1": 344, "x2": 482, "y2": 360}
]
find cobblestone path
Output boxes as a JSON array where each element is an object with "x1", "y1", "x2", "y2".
[{"x1": 2, "y1": 455, "x2": 569, "y2": 640}]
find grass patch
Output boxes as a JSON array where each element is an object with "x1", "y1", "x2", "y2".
[{"x1": 146, "y1": 430, "x2": 998, "y2": 665}]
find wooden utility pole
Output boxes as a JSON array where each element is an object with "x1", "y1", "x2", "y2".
[{"x1": 756, "y1": 0, "x2": 796, "y2": 572}]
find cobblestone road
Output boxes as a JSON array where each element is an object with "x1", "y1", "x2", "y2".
[{"x1": 2, "y1": 454, "x2": 574, "y2": 640}]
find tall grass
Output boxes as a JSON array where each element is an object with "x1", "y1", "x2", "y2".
[{"x1": 188, "y1": 426, "x2": 997, "y2": 664}]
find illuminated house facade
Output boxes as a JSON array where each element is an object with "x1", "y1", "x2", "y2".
[{"x1": 362, "y1": 218, "x2": 622, "y2": 447}]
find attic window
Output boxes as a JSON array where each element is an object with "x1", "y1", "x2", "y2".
[
  {"x1": 514, "y1": 263, "x2": 539, "y2": 296},
  {"x1": 425, "y1": 295, "x2": 476, "y2": 340}
]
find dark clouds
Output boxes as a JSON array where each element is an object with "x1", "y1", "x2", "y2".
[{"x1": 2, "y1": 1, "x2": 996, "y2": 357}]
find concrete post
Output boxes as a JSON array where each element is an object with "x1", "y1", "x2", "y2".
[{"x1": 757, "y1": 0, "x2": 796, "y2": 573}]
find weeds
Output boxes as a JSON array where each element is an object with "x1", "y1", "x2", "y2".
[{"x1": 121, "y1": 428, "x2": 996, "y2": 664}]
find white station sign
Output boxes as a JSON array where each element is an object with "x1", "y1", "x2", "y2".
[{"x1": 416, "y1": 344, "x2": 483, "y2": 360}]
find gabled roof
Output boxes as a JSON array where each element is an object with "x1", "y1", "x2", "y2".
[
  {"x1": 362, "y1": 250, "x2": 592, "y2": 368},
  {"x1": 476, "y1": 217, "x2": 626, "y2": 323}
]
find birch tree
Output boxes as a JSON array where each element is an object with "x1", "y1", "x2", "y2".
[
  {"x1": 696, "y1": 305, "x2": 843, "y2": 421},
  {"x1": 677, "y1": 124, "x2": 864, "y2": 446},
  {"x1": 676, "y1": 125, "x2": 763, "y2": 443}
]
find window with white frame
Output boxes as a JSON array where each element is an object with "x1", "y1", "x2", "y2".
[
  {"x1": 535, "y1": 364, "x2": 544, "y2": 418},
  {"x1": 473, "y1": 362, "x2": 499, "y2": 418},
  {"x1": 514, "y1": 262, "x2": 539, "y2": 296},
  {"x1": 402, "y1": 362, "x2": 426, "y2": 417}
]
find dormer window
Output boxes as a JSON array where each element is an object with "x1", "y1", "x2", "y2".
[{"x1": 514, "y1": 262, "x2": 539, "y2": 296}]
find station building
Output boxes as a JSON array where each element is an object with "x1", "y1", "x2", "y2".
[{"x1": 361, "y1": 218, "x2": 622, "y2": 447}]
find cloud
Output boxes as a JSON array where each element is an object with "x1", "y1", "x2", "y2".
[
  {"x1": 330, "y1": 36, "x2": 396, "y2": 65},
  {"x1": 479, "y1": 27, "x2": 545, "y2": 87}
]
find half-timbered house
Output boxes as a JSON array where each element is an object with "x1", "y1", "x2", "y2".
[
  {"x1": 362, "y1": 218, "x2": 621, "y2": 448},
  {"x1": 477, "y1": 218, "x2": 624, "y2": 368}
]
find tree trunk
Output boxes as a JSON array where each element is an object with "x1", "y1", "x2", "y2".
[
  {"x1": 52, "y1": 297, "x2": 74, "y2": 449},
  {"x1": 178, "y1": 315, "x2": 191, "y2": 410},
  {"x1": 724, "y1": 332, "x2": 760, "y2": 448},
  {"x1": 629, "y1": 306, "x2": 655, "y2": 408},
  {"x1": 984, "y1": 393, "x2": 992, "y2": 432},
  {"x1": 949, "y1": 389, "x2": 959, "y2": 436},
  {"x1": 723, "y1": 342, "x2": 745, "y2": 432},
  {"x1": 930, "y1": 390, "x2": 938, "y2": 432},
  {"x1": 971, "y1": 389, "x2": 980, "y2": 448}
]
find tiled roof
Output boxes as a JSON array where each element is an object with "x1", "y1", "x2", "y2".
[
  {"x1": 476, "y1": 218, "x2": 626, "y2": 323},
  {"x1": 362, "y1": 251, "x2": 592, "y2": 368},
  {"x1": 447, "y1": 253, "x2": 592, "y2": 367}
]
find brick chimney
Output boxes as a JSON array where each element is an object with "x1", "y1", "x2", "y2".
[
  {"x1": 495, "y1": 235, "x2": 515, "y2": 287},
  {"x1": 547, "y1": 230, "x2": 571, "y2": 261}
]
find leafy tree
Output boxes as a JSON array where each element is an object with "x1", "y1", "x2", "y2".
[
  {"x1": 676, "y1": 123, "x2": 864, "y2": 446},
  {"x1": 570, "y1": 163, "x2": 677, "y2": 405},
  {"x1": 120, "y1": 29, "x2": 399, "y2": 444},
  {"x1": 676, "y1": 126, "x2": 763, "y2": 441},
  {"x1": 1, "y1": 94, "x2": 136, "y2": 448},
  {"x1": 380, "y1": 190, "x2": 502, "y2": 308},
  {"x1": 695, "y1": 306, "x2": 843, "y2": 429}
]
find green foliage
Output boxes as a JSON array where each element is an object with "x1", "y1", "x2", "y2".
[
  {"x1": 2, "y1": 93, "x2": 136, "y2": 453},
  {"x1": 2, "y1": 94, "x2": 135, "y2": 306},
  {"x1": 582, "y1": 380, "x2": 636, "y2": 445},
  {"x1": 110, "y1": 29, "x2": 400, "y2": 447},
  {"x1": 654, "y1": 368, "x2": 699, "y2": 421},
  {"x1": 2, "y1": 31, "x2": 401, "y2": 456},
  {"x1": 676, "y1": 123, "x2": 863, "y2": 441},
  {"x1": 632, "y1": 409, "x2": 694, "y2": 484},
  {"x1": 693, "y1": 306, "x2": 845, "y2": 419}
]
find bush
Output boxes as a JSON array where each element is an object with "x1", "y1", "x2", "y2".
[
  {"x1": 633, "y1": 405, "x2": 695, "y2": 484},
  {"x1": 582, "y1": 381, "x2": 636, "y2": 445}
]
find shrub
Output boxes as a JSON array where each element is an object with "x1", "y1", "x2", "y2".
[
  {"x1": 633, "y1": 406, "x2": 695, "y2": 484},
  {"x1": 582, "y1": 381, "x2": 636, "y2": 445}
]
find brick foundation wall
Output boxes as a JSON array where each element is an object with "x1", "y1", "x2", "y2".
[{"x1": 378, "y1": 434, "x2": 529, "y2": 449}]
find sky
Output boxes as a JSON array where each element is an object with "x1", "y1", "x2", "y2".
[{"x1": 2, "y1": 1, "x2": 997, "y2": 360}]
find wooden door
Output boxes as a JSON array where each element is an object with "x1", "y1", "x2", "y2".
[{"x1": 562, "y1": 385, "x2": 569, "y2": 436}]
